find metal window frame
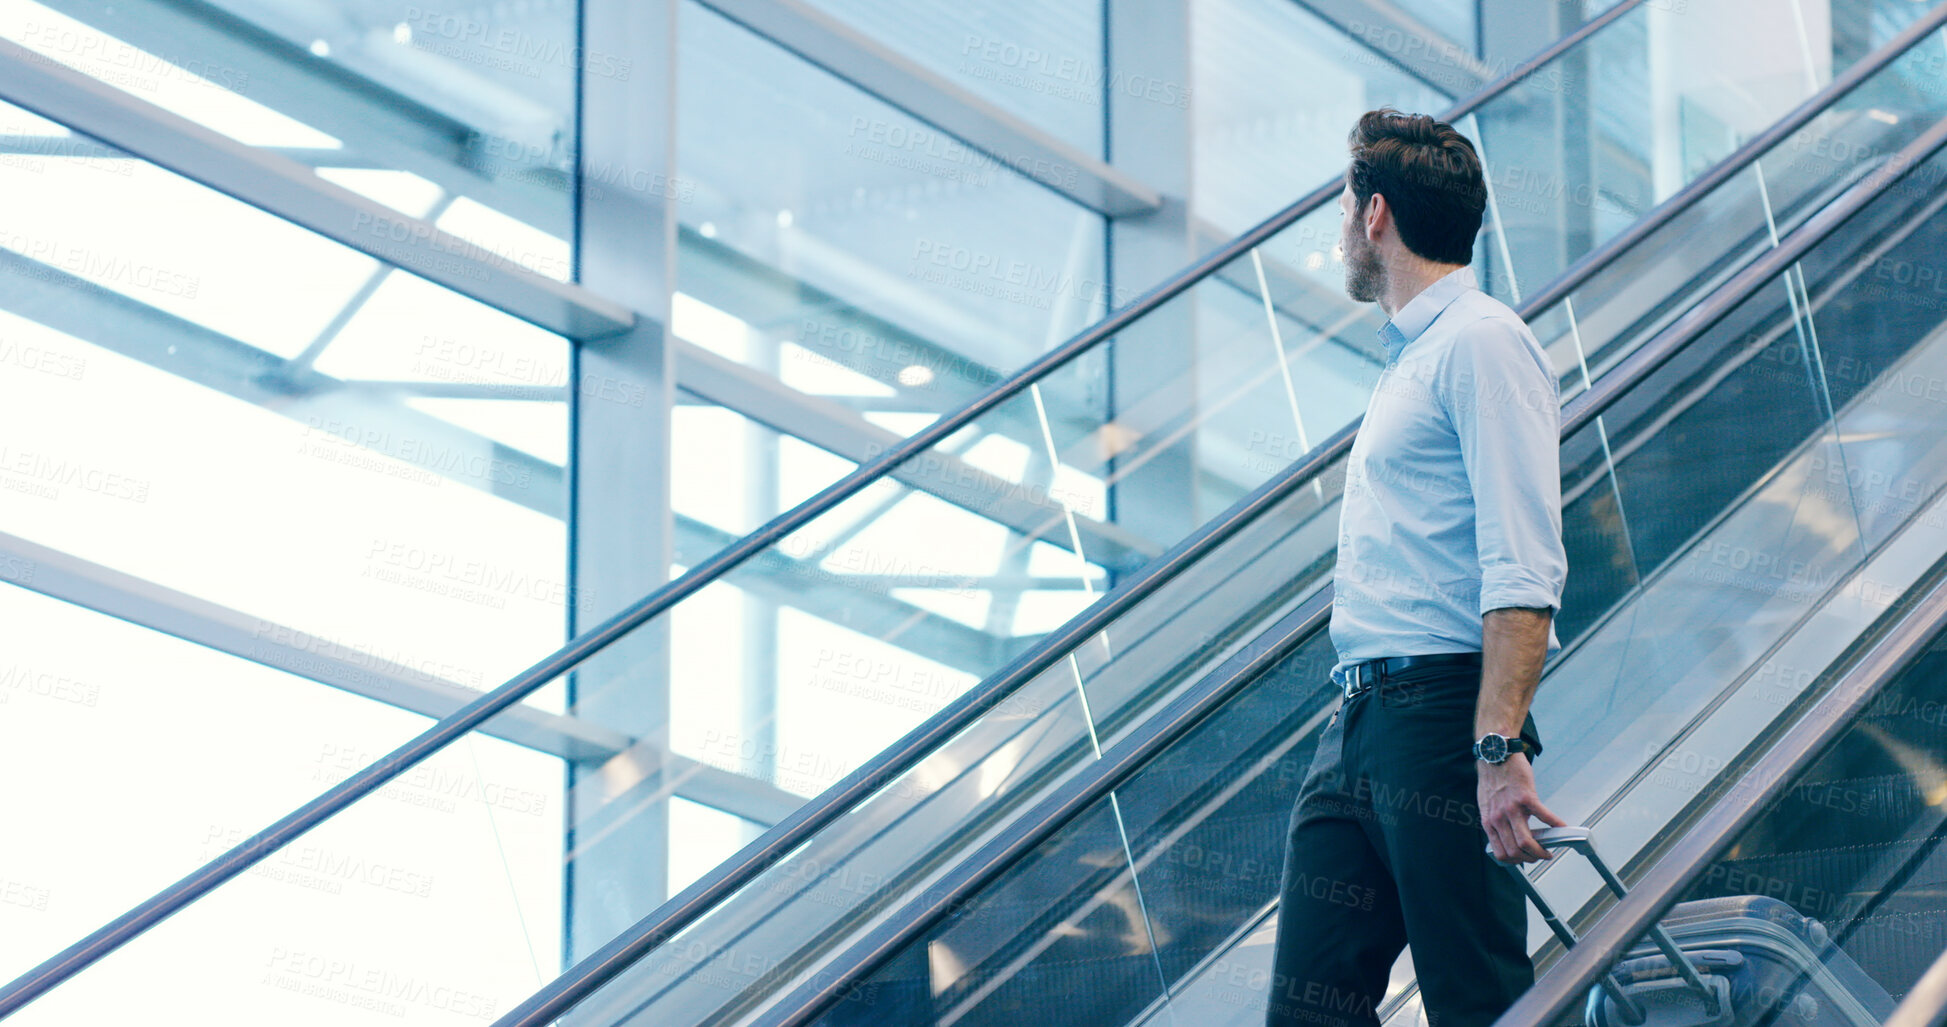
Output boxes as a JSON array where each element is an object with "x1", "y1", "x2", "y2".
[
  {"x1": 694, "y1": 0, "x2": 1161, "y2": 217},
  {"x1": 1298, "y1": 0, "x2": 1491, "y2": 96},
  {"x1": 0, "y1": 35, "x2": 635, "y2": 340}
]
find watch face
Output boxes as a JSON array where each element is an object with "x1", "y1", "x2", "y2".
[{"x1": 1477, "y1": 734, "x2": 1508, "y2": 762}]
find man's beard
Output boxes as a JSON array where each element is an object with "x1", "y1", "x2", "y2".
[{"x1": 1343, "y1": 234, "x2": 1386, "y2": 304}]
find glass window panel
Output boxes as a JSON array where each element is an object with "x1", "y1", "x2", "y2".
[
  {"x1": 676, "y1": 0, "x2": 1107, "y2": 424},
  {"x1": 799, "y1": 0, "x2": 1106, "y2": 156},
  {"x1": 669, "y1": 798, "x2": 767, "y2": 896},
  {"x1": 0, "y1": 102, "x2": 572, "y2": 701},
  {"x1": 1191, "y1": 0, "x2": 1452, "y2": 237},
  {"x1": 0, "y1": 0, "x2": 576, "y2": 258},
  {"x1": 0, "y1": 581, "x2": 437, "y2": 983}
]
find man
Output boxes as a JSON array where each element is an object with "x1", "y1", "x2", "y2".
[{"x1": 1264, "y1": 109, "x2": 1569, "y2": 1027}]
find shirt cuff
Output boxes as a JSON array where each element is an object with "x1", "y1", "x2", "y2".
[{"x1": 1480, "y1": 564, "x2": 1562, "y2": 615}]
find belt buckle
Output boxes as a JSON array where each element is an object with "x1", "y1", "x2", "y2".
[{"x1": 1340, "y1": 661, "x2": 1376, "y2": 701}]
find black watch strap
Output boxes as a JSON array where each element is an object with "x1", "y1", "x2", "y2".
[{"x1": 1473, "y1": 733, "x2": 1532, "y2": 763}]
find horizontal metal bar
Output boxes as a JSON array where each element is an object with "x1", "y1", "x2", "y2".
[
  {"x1": 0, "y1": 531, "x2": 629, "y2": 763},
  {"x1": 338, "y1": 380, "x2": 570, "y2": 402},
  {"x1": 673, "y1": 339, "x2": 1161, "y2": 571},
  {"x1": 1301, "y1": 0, "x2": 1489, "y2": 96},
  {"x1": 0, "y1": 4, "x2": 1648, "y2": 1015},
  {"x1": 1494, "y1": 569, "x2": 1947, "y2": 1026},
  {"x1": 0, "y1": 36, "x2": 634, "y2": 341},
  {"x1": 693, "y1": 0, "x2": 1160, "y2": 217},
  {"x1": 589, "y1": 745, "x2": 809, "y2": 831},
  {"x1": 43, "y1": 0, "x2": 565, "y2": 231},
  {"x1": 0, "y1": 242, "x2": 569, "y2": 520}
]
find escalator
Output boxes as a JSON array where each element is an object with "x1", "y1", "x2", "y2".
[
  {"x1": 488, "y1": 13, "x2": 1947, "y2": 1027},
  {"x1": 662, "y1": 52, "x2": 1947, "y2": 1027},
  {"x1": 6, "y1": 3, "x2": 1947, "y2": 1026}
]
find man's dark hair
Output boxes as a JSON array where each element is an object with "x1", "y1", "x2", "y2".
[{"x1": 1346, "y1": 108, "x2": 1486, "y2": 265}]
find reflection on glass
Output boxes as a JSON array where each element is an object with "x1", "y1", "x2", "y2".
[
  {"x1": 1191, "y1": 0, "x2": 1452, "y2": 237},
  {"x1": 798, "y1": 0, "x2": 1107, "y2": 156},
  {"x1": 0, "y1": 0, "x2": 576, "y2": 265},
  {"x1": 0, "y1": 98, "x2": 573, "y2": 698},
  {"x1": 676, "y1": 1, "x2": 1108, "y2": 426}
]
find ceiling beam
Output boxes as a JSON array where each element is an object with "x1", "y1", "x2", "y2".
[{"x1": 697, "y1": 0, "x2": 1162, "y2": 217}]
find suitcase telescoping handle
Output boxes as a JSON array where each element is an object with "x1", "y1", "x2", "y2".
[{"x1": 1489, "y1": 827, "x2": 1723, "y2": 1025}]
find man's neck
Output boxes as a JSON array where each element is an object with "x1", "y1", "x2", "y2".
[{"x1": 1379, "y1": 260, "x2": 1467, "y2": 319}]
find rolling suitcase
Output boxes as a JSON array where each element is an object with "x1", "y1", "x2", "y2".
[{"x1": 1492, "y1": 827, "x2": 1897, "y2": 1026}]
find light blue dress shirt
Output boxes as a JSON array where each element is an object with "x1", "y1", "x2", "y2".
[{"x1": 1329, "y1": 265, "x2": 1568, "y2": 680}]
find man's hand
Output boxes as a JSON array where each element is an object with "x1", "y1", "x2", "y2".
[{"x1": 1478, "y1": 754, "x2": 1564, "y2": 863}]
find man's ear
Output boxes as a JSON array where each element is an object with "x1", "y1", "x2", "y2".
[{"x1": 1363, "y1": 193, "x2": 1388, "y2": 243}]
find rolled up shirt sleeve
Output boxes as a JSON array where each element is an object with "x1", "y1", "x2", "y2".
[{"x1": 1435, "y1": 317, "x2": 1568, "y2": 615}]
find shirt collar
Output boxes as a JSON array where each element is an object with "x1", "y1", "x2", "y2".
[{"x1": 1376, "y1": 265, "x2": 1478, "y2": 362}]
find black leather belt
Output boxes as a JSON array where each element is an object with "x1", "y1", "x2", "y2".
[{"x1": 1337, "y1": 652, "x2": 1484, "y2": 700}]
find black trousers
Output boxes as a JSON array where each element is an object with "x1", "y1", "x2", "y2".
[{"x1": 1264, "y1": 661, "x2": 1543, "y2": 1027}]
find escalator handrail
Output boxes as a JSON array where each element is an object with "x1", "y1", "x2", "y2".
[
  {"x1": 0, "y1": 5, "x2": 1654, "y2": 1017},
  {"x1": 1493, "y1": 574, "x2": 1947, "y2": 1026},
  {"x1": 746, "y1": 108, "x2": 1947, "y2": 1027}
]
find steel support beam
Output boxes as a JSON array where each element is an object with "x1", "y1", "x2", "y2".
[
  {"x1": 1296, "y1": 0, "x2": 1490, "y2": 96},
  {"x1": 0, "y1": 241, "x2": 994, "y2": 681},
  {"x1": 695, "y1": 0, "x2": 1162, "y2": 217},
  {"x1": 566, "y1": 0, "x2": 680, "y2": 966},
  {"x1": 0, "y1": 35, "x2": 633, "y2": 340},
  {"x1": 0, "y1": 531, "x2": 630, "y2": 762},
  {"x1": 38, "y1": 0, "x2": 568, "y2": 234},
  {"x1": 1105, "y1": 1, "x2": 1202, "y2": 555},
  {"x1": 0, "y1": 244, "x2": 567, "y2": 518},
  {"x1": 675, "y1": 340, "x2": 1162, "y2": 572},
  {"x1": 573, "y1": 743, "x2": 808, "y2": 840}
]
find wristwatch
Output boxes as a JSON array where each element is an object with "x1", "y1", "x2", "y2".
[{"x1": 1472, "y1": 732, "x2": 1533, "y2": 765}]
